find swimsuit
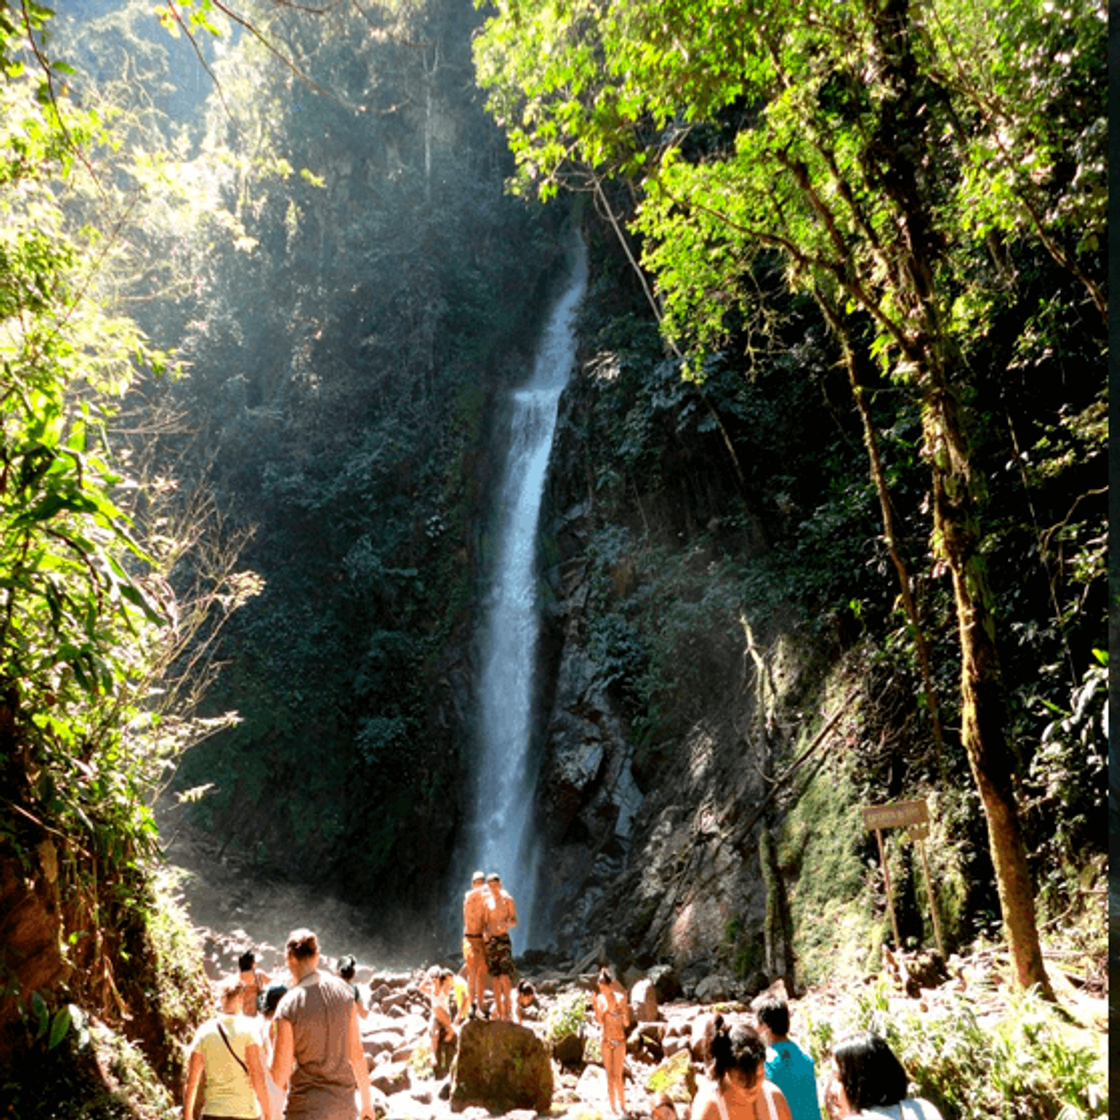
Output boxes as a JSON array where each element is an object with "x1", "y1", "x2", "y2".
[{"x1": 713, "y1": 1083, "x2": 779, "y2": 1120}]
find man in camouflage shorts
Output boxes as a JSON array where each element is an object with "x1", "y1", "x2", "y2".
[{"x1": 482, "y1": 873, "x2": 518, "y2": 1021}]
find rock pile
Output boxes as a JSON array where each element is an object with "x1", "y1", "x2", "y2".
[{"x1": 249, "y1": 959, "x2": 718, "y2": 1120}]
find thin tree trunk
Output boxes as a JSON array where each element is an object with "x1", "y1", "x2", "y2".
[
  {"x1": 818, "y1": 297, "x2": 945, "y2": 761},
  {"x1": 923, "y1": 384, "x2": 1053, "y2": 998}
]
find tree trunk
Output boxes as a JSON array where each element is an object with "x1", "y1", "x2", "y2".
[
  {"x1": 861, "y1": 0, "x2": 1052, "y2": 997},
  {"x1": 923, "y1": 385, "x2": 1053, "y2": 998},
  {"x1": 760, "y1": 826, "x2": 797, "y2": 996}
]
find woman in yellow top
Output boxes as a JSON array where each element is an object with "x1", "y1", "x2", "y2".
[
  {"x1": 184, "y1": 975, "x2": 271, "y2": 1120},
  {"x1": 593, "y1": 967, "x2": 630, "y2": 1117}
]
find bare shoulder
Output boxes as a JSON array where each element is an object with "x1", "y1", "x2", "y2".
[
  {"x1": 764, "y1": 1081, "x2": 792, "y2": 1120},
  {"x1": 691, "y1": 1084, "x2": 721, "y2": 1120}
]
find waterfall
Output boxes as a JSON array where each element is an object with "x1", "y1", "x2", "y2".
[{"x1": 466, "y1": 236, "x2": 587, "y2": 952}]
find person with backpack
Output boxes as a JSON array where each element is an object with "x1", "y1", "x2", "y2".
[{"x1": 184, "y1": 975, "x2": 272, "y2": 1120}]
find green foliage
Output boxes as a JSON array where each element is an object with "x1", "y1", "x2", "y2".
[
  {"x1": 544, "y1": 989, "x2": 591, "y2": 1042},
  {"x1": 409, "y1": 1039, "x2": 435, "y2": 1080},
  {"x1": 478, "y1": 0, "x2": 1106, "y2": 991},
  {"x1": 4, "y1": 1012, "x2": 177, "y2": 1120},
  {"x1": 780, "y1": 750, "x2": 877, "y2": 986},
  {"x1": 0, "y1": 55, "x2": 177, "y2": 909},
  {"x1": 1024, "y1": 657, "x2": 1108, "y2": 905},
  {"x1": 804, "y1": 980, "x2": 1107, "y2": 1120}
]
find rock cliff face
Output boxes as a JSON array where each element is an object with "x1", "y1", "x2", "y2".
[{"x1": 526, "y1": 362, "x2": 828, "y2": 991}]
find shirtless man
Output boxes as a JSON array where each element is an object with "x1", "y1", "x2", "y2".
[
  {"x1": 462, "y1": 870, "x2": 488, "y2": 1018},
  {"x1": 481, "y1": 872, "x2": 518, "y2": 1021}
]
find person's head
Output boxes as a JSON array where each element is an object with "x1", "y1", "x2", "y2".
[
  {"x1": 517, "y1": 979, "x2": 535, "y2": 1005},
  {"x1": 597, "y1": 967, "x2": 615, "y2": 991},
  {"x1": 753, "y1": 993, "x2": 790, "y2": 1041},
  {"x1": 706, "y1": 1015, "x2": 767, "y2": 1094},
  {"x1": 218, "y1": 974, "x2": 244, "y2": 1012},
  {"x1": 831, "y1": 1031, "x2": 909, "y2": 1111},
  {"x1": 237, "y1": 950, "x2": 256, "y2": 973},
  {"x1": 487, "y1": 872, "x2": 501, "y2": 895},
  {"x1": 337, "y1": 954, "x2": 357, "y2": 981},
  {"x1": 263, "y1": 983, "x2": 287, "y2": 1017},
  {"x1": 472, "y1": 870, "x2": 485, "y2": 887},
  {"x1": 285, "y1": 928, "x2": 319, "y2": 978}
]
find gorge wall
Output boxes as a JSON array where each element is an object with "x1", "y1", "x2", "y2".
[{"x1": 520, "y1": 323, "x2": 840, "y2": 987}]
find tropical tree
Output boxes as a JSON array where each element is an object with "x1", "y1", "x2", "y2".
[
  {"x1": 472, "y1": 0, "x2": 1106, "y2": 994},
  {"x1": 0, "y1": 3, "x2": 255, "y2": 1066}
]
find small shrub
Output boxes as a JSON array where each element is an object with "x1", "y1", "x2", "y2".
[
  {"x1": 545, "y1": 990, "x2": 591, "y2": 1043},
  {"x1": 409, "y1": 1040, "x2": 434, "y2": 1079}
]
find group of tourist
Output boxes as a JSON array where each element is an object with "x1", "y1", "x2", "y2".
[
  {"x1": 183, "y1": 904, "x2": 943, "y2": 1120},
  {"x1": 461, "y1": 869, "x2": 520, "y2": 1021},
  {"x1": 184, "y1": 930, "x2": 376, "y2": 1120},
  {"x1": 690, "y1": 996, "x2": 942, "y2": 1120}
]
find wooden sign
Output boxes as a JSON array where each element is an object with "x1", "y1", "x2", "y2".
[
  {"x1": 861, "y1": 799, "x2": 929, "y2": 831},
  {"x1": 860, "y1": 798, "x2": 943, "y2": 957}
]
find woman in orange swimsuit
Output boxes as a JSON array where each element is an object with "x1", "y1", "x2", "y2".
[
  {"x1": 691, "y1": 1016, "x2": 792, "y2": 1120},
  {"x1": 594, "y1": 967, "x2": 630, "y2": 1116}
]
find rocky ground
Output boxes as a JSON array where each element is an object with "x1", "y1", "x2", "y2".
[
  {"x1": 165, "y1": 810, "x2": 1108, "y2": 1120},
  {"x1": 189, "y1": 923, "x2": 1107, "y2": 1120}
]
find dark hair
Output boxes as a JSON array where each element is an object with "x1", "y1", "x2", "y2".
[
  {"x1": 263, "y1": 983, "x2": 287, "y2": 1015},
  {"x1": 237, "y1": 950, "x2": 256, "y2": 973},
  {"x1": 597, "y1": 967, "x2": 614, "y2": 988},
  {"x1": 337, "y1": 955, "x2": 357, "y2": 980},
  {"x1": 833, "y1": 1031, "x2": 909, "y2": 1110},
  {"x1": 706, "y1": 1015, "x2": 766, "y2": 1088},
  {"x1": 754, "y1": 994, "x2": 790, "y2": 1038},
  {"x1": 487, "y1": 873, "x2": 501, "y2": 883},
  {"x1": 286, "y1": 928, "x2": 319, "y2": 960},
  {"x1": 518, "y1": 980, "x2": 535, "y2": 997}
]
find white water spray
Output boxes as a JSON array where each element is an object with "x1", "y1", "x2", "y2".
[{"x1": 467, "y1": 236, "x2": 587, "y2": 951}]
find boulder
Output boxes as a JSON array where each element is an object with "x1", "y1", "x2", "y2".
[
  {"x1": 380, "y1": 989, "x2": 411, "y2": 1011},
  {"x1": 694, "y1": 974, "x2": 738, "y2": 1004},
  {"x1": 647, "y1": 965, "x2": 682, "y2": 1003},
  {"x1": 363, "y1": 1030, "x2": 405, "y2": 1061},
  {"x1": 574, "y1": 1063, "x2": 607, "y2": 1105},
  {"x1": 398, "y1": 1012, "x2": 430, "y2": 1040},
  {"x1": 661, "y1": 1019, "x2": 691, "y2": 1058},
  {"x1": 369, "y1": 1060, "x2": 412, "y2": 1096},
  {"x1": 628, "y1": 1021, "x2": 665, "y2": 1061},
  {"x1": 451, "y1": 1019, "x2": 553, "y2": 1114},
  {"x1": 643, "y1": 1049, "x2": 698, "y2": 1105},
  {"x1": 382, "y1": 1089, "x2": 434, "y2": 1120},
  {"x1": 551, "y1": 1031, "x2": 584, "y2": 1067},
  {"x1": 367, "y1": 1084, "x2": 390, "y2": 1119},
  {"x1": 630, "y1": 978, "x2": 659, "y2": 1022},
  {"x1": 689, "y1": 1012, "x2": 716, "y2": 1061},
  {"x1": 391, "y1": 1041, "x2": 417, "y2": 1064}
]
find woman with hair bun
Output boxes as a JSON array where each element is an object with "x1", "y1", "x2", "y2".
[
  {"x1": 825, "y1": 1031, "x2": 942, "y2": 1120},
  {"x1": 692, "y1": 1015, "x2": 793, "y2": 1120}
]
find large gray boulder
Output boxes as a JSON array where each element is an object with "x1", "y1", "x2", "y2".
[{"x1": 451, "y1": 1020, "x2": 553, "y2": 1114}]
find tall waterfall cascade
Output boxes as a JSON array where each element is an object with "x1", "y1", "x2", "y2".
[{"x1": 467, "y1": 236, "x2": 588, "y2": 951}]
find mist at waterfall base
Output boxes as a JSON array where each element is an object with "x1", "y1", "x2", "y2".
[{"x1": 458, "y1": 237, "x2": 588, "y2": 956}]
